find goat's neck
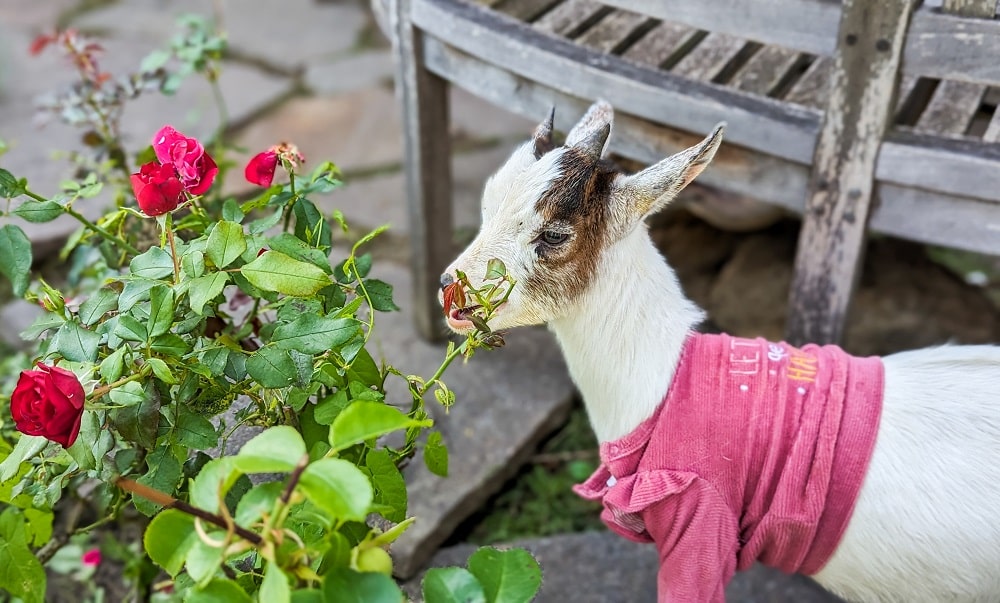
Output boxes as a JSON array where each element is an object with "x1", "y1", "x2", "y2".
[{"x1": 548, "y1": 228, "x2": 704, "y2": 443}]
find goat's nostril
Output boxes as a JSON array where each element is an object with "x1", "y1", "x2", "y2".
[{"x1": 440, "y1": 273, "x2": 454, "y2": 289}]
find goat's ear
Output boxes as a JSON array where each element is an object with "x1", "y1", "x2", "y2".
[
  {"x1": 532, "y1": 106, "x2": 556, "y2": 159},
  {"x1": 610, "y1": 123, "x2": 725, "y2": 225},
  {"x1": 566, "y1": 100, "x2": 613, "y2": 159}
]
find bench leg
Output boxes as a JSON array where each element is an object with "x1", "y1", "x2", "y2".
[
  {"x1": 785, "y1": 0, "x2": 914, "y2": 346},
  {"x1": 390, "y1": 0, "x2": 454, "y2": 341}
]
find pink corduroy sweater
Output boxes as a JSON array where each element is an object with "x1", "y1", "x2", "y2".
[{"x1": 574, "y1": 333, "x2": 884, "y2": 602}]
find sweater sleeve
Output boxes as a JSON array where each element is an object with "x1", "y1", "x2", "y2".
[{"x1": 643, "y1": 478, "x2": 740, "y2": 603}]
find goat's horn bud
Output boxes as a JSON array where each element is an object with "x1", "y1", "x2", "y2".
[
  {"x1": 574, "y1": 122, "x2": 611, "y2": 160},
  {"x1": 532, "y1": 106, "x2": 556, "y2": 159}
]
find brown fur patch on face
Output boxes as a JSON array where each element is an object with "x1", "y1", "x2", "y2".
[{"x1": 526, "y1": 148, "x2": 615, "y2": 309}]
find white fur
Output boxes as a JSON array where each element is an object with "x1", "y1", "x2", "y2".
[{"x1": 445, "y1": 102, "x2": 1000, "y2": 602}]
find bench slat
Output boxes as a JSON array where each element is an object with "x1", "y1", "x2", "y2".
[
  {"x1": 598, "y1": 0, "x2": 841, "y2": 56},
  {"x1": 915, "y1": 80, "x2": 986, "y2": 137},
  {"x1": 621, "y1": 21, "x2": 701, "y2": 69},
  {"x1": 783, "y1": 56, "x2": 832, "y2": 109},
  {"x1": 533, "y1": 0, "x2": 606, "y2": 35},
  {"x1": 905, "y1": 9, "x2": 1000, "y2": 86},
  {"x1": 670, "y1": 32, "x2": 749, "y2": 82},
  {"x1": 575, "y1": 9, "x2": 651, "y2": 54},
  {"x1": 730, "y1": 45, "x2": 804, "y2": 96},
  {"x1": 983, "y1": 107, "x2": 1000, "y2": 141},
  {"x1": 413, "y1": 0, "x2": 822, "y2": 163},
  {"x1": 492, "y1": 0, "x2": 564, "y2": 22}
]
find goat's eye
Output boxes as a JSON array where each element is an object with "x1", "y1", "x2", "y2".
[{"x1": 540, "y1": 230, "x2": 569, "y2": 246}]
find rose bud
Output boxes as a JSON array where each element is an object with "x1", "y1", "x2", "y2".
[
  {"x1": 244, "y1": 150, "x2": 279, "y2": 187},
  {"x1": 130, "y1": 161, "x2": 184, "y2": 216},
  {"x1": 10, "y1": 363, "x2": 86, "y2": 447}
]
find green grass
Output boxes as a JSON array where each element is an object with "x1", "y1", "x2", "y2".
[{"x1": 455, "y1": 403, "x2": 605, "y2": 545}]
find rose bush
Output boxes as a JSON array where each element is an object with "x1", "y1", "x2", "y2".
[{"x1": 0, "y1": 16, "x2": 537, "y2": 603}]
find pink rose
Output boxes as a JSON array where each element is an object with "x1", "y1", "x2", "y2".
[
  {"x1": 151, "y1": 126, "x2": 218, "y2": 195},
  {"x1": 81, "y1": 548, "x2": 101, "y2": 567},
  {"x1": 130, "y1": 161, "x2": 184, "y2": 216},
  {"x1": 10, "y1": 364, "x2": 86, "y2": 448},
  {"x1": 244, "y1": 150, "x2": 279, "y2": 187}
]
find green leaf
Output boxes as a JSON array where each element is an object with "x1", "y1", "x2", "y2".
[
  {"x1": 52, "y1": 321, "x2": 101, "y2": 362},
  {"x1": 130, "y1": 246, "x2": 175, "y2": 279},
  {"x1": 422, "y1": 568, "x2": 486, "y2": 603},
  {"x1": 66, "y1": 411, "x2": 101, "y2": 470},
  {"x1": 241, "y1": 251, "x2": 330, "y2": 297},
  {"x1": 297, "y1": 458, "x2": 372, "y2": 522},
  {"x1": 13, "y1": 199, "x2": 62, "y2": 223},
  {"x1": 346, "y1": 347, "x2": 382, "y2": 386},
  {"x1": 182, "y1": 249, "x2": 206, "y2": 278},
  {"x1": 234, "y1": 481, "x2": 283, "y2": 528},
  {"x1": 186, "y1": 579, "x2": 253, "y2": 603},
  {"x1": 247, "y1": 346, "x2": 299, "y2": 389},
  {"x1": 361, "y1": 279, "x2": 399, "y2": 312},
  {"x1": 189, "y1": 458, "x2": 240, "y2": 511},
  {"x1": 0, "y1": 535, "x2": 46, "y2": 603},
  {"x1": 268, "y1": 233, "x2": 333, "y2": 273},
  {"x1": 291, "y1": 590, "x2": 323, "y2": 603},
  {"x1": 0, "y1": 435, "x2": 46, "y2": 481},
  {"x1": 272, "y1": 315, "x2": 359, "y2": 355},
  {"x1": 114, "y1": 314, "x2": 148, "y2": 342},
  {"x1": 185, "y1": 538, "x2": 224, "y2": 583},
  {"x1": 322, "y1": 568, "x2": 402, "y2": 603},
  {"x1": 0, "y1": 168, "x2": 26, "y2": 198},
  {"x1": 151, "y1": 333, "x2": 187, "y2": 357},
  {"x1": 365, "y1": 449, "x2": 406, "y2": 523},
  {"x1": 140, "y1": 49, "x2": 171, "y2": 71},
  {"x1": 292, "y1": 199, "x2": 332, "y2": 249},
  {"x1": 188, "y1": 272, "x2": 229, "y2": 315},
  {"x1": 79, "y1": 287, "x2": 118, "y2": 325},
  {"x1": 143, "y1": 508, "x2": 197, "y2": 577},
  {"x1": 147, "y1": 357, "x2": 177, "y2": 384},
  {"x1": 233, "y1": 426, "x2": 306, "y2": 474},
  {"x1": 148, "y1": 286, "x2": 175, "y2": 337},
  {"x1": 260, "y1": 563, "x2": 291, "y2": 603},
  {"x1": 314, "y1": 390, "x2": 349, "y2": 426},
  {"x1": 133, "y1": 446, "x2": 181, "y2": 516},
  {"x1": 110, "y1": 382, "x2": 160, "y2": 449},
  {"x1": 20, "y1": 313, "x2": 63, "y2": 340},
  {"x1": 206, "y1": 220, "x2": 247, "y2": 269},
  {"x1": 330, "y1": 402, "x2": 432, "y2": 452},
  {"x1": 222, "y1": 199, "x2": 244, "y2": 223},
  {"x1": 119, "y1": 279, "x2": 157, "y2": 312},
  {"x1": 467, "y1": 547, "x2": 542, "y2": 603},
  {"x1": 424, "y1": 431, "x2": 449, "y2": 477},
  {"x1": 485, "y1": 258, "x2": 507, "y2": 280},
  {"x1": 0, "y1": 225, "x2": 32, "y2": 296},
  {"x1": 108, "y1": 380, "x2": 146, "y2": 406},
  {"x1": 171, "y1": 407, "x2": 217, "y2": 449}
]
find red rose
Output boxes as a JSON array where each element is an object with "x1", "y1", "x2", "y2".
[
  {"x1": 11, "y1": 364, "x2": 86, "y2": 447},
  {"x1": 130, "y1": 161, "x2": 184, "y2": 216},
  {"x1": 151, "y1": 125, "x2": 218, "y2": 195},
  {"x1": 244, "y1": 150, "x2": 279, "y2": 187},
  {"x1": 81, "y1": 548, "x2": 101, "y2": 567}
]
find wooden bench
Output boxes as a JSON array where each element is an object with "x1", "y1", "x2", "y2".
[{"x1": 378, "y1": 0, "x2": 1000, "y2": 345}]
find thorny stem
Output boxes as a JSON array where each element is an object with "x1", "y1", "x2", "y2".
[
  {"x1": 117, "y1": 478, "x2": 263, "y2": 545},
  {"x1": 163, "y1": 213, "x2": 180, "y2": 284},
  {"x1": 419, "y1": 340, "x2": 468, "y2": 397},
  {"x1": 24, "y1": 188, "x2": 141, "y2": 255}
]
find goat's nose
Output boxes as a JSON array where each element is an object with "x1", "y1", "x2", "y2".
[{"x1": 440, "y1": 273, "x2": 454, "y2": 290}]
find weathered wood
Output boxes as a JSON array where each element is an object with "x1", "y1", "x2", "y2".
[
  {"x1": 492, "y1": 0, "x2": 563, "y2": 22},
  {"x1": 783, "y1": 56, "x2": 833, "y2": 109},
  {"x1": 390, "y1": 0, "x2": 454, "y2": 341},
  {"x1": 621, "y1": 21, "x2": 702, "y2": 69},
  {"x1": 599, "y1": 0, "x2": 842, "y2": 56},
  {"x1": 905, "y1": 9, "x2": 1000, "y2": 86},
  {"x1": 412, "y1": 0, "x2": 822, "y2": 163},
  {"x1": 877, "y1": 131, "x2": 1000, "y2": 202},
  {"x1": 730, "y1": 45, "x2": 805, "y2": 96},
  {"x1": 942, "y1": 0, "x2": 997, "y2": 17},
  {"x1": 984, "y1": 107, "x2": 1000, "y2": 141},
  {"x1": 671, "y1": 32, "x2": 751, "y2": 82},
  {"x1": 915, "y1": 79, "x2": 986, "y2": 136},
  {"x1": 787, "y1": 0, "x2": 915, "y2": 345},
  {"x1": 532, "y1": 0, "x2": 607, "y2": 36},
  {"x1": 574, "y1": 8, "x2": 652, "y2": 54}
]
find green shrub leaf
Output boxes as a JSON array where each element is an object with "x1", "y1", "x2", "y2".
[
  {"x1": 188, "y1": 272, "x2": 229, "y2": 315},
  {"x1": 272, "y1": 315, "x2": 359, "y2": 354},
  {"x1": 422, "y1": 567, "x2": 486, "y2": 603},
  {"x1": 247, "y1": 346, "x2": 299, "y2": 389},
  {"x1": 186, "y1": 579, "x2": 253, "y2": 603},
  {"x1": 206, "y1": 220, "x2": 247, "y2": 268},
  {"x1": 322, "y1": 568, "x2": 401, "y2": 603},
  {"x1": 0, "y1": 225, "x2": 30, "y2": 297},
  {"x1": 148, "y1": 286, "x2": 175, "y2": 337},
  {"x1": 143, "y1": 509, "x2": 197, "y2": 577},
  {"x1": 233, "y1": 426, "x2": 306, "y2": 474},
  {"x1": 297, "y1": 458, "x2": 372, "y2": 522},
  {"x1": 51, "y1": 321, "x2": 101, "y2": 362},
  {"x1": 330, "y1": 401, "x2": 432, "y2": 452},
  {"x1": 424, "y1": 431, "x2": 449, "y2": 477},
  {"x1": 13, "y1": 200, "x2": 62, "y2": 223},
  {"x1": 260, "y1": 563, "x2": 291, "y2": 603},
  {"x1": 0, "y1": 534, "x2": 45, "y2": 603},
  {"x1": 130, "y1": 246, "x2": 175, "y2": 279},
  {"x1": 78, "y1": 287, "x2": 118, "y2": 325},
  {"x1": 240, "y1": 251, "x2": 330, "y2": 297},
  {"x1": 467, "y1": 547, "x2": 542, "y2": 603},
  {"x1": 361, "y1": 279, "x2": 399, "y2": 312},
  {"x1": 365, "y1": 449, "x2": 407, "y2": 523}
]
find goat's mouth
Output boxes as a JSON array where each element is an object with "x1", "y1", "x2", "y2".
[{"x1": 446, "y1": 305, "x2": 482, "y2": 331}]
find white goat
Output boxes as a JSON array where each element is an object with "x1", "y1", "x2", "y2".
[{"x1": 441, "y1": 101, "x2": 1000, "y2": 602}]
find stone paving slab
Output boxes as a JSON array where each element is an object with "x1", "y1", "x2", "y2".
[
  {"x1": 402, "y1": 531, "x2": 845, "y2": 602},
  {"x1": 367, "y1": 261, "x2": 577, "y2": 578}
]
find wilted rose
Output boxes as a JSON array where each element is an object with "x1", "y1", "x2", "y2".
[
  {"x1": 244, "y1": 150, "x2": 279, "y2": 187},
  {"x1": 10, "y1": 364, "x2": 86, "y2": 447},
  {"x1": 130, "y1": 161, "x2": 184, "y2": 216},
  {"x1": 151, "y1": 125, "x2": 217, "y2": 195}
]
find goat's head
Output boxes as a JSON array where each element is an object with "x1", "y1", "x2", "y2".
[{"x1": 441, "y1": 100, "x2": 724, "y2": 334}]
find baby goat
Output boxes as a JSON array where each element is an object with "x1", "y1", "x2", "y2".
[{"x1": 441, "y1": 101, "x2": 1000, "y2": 602}]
